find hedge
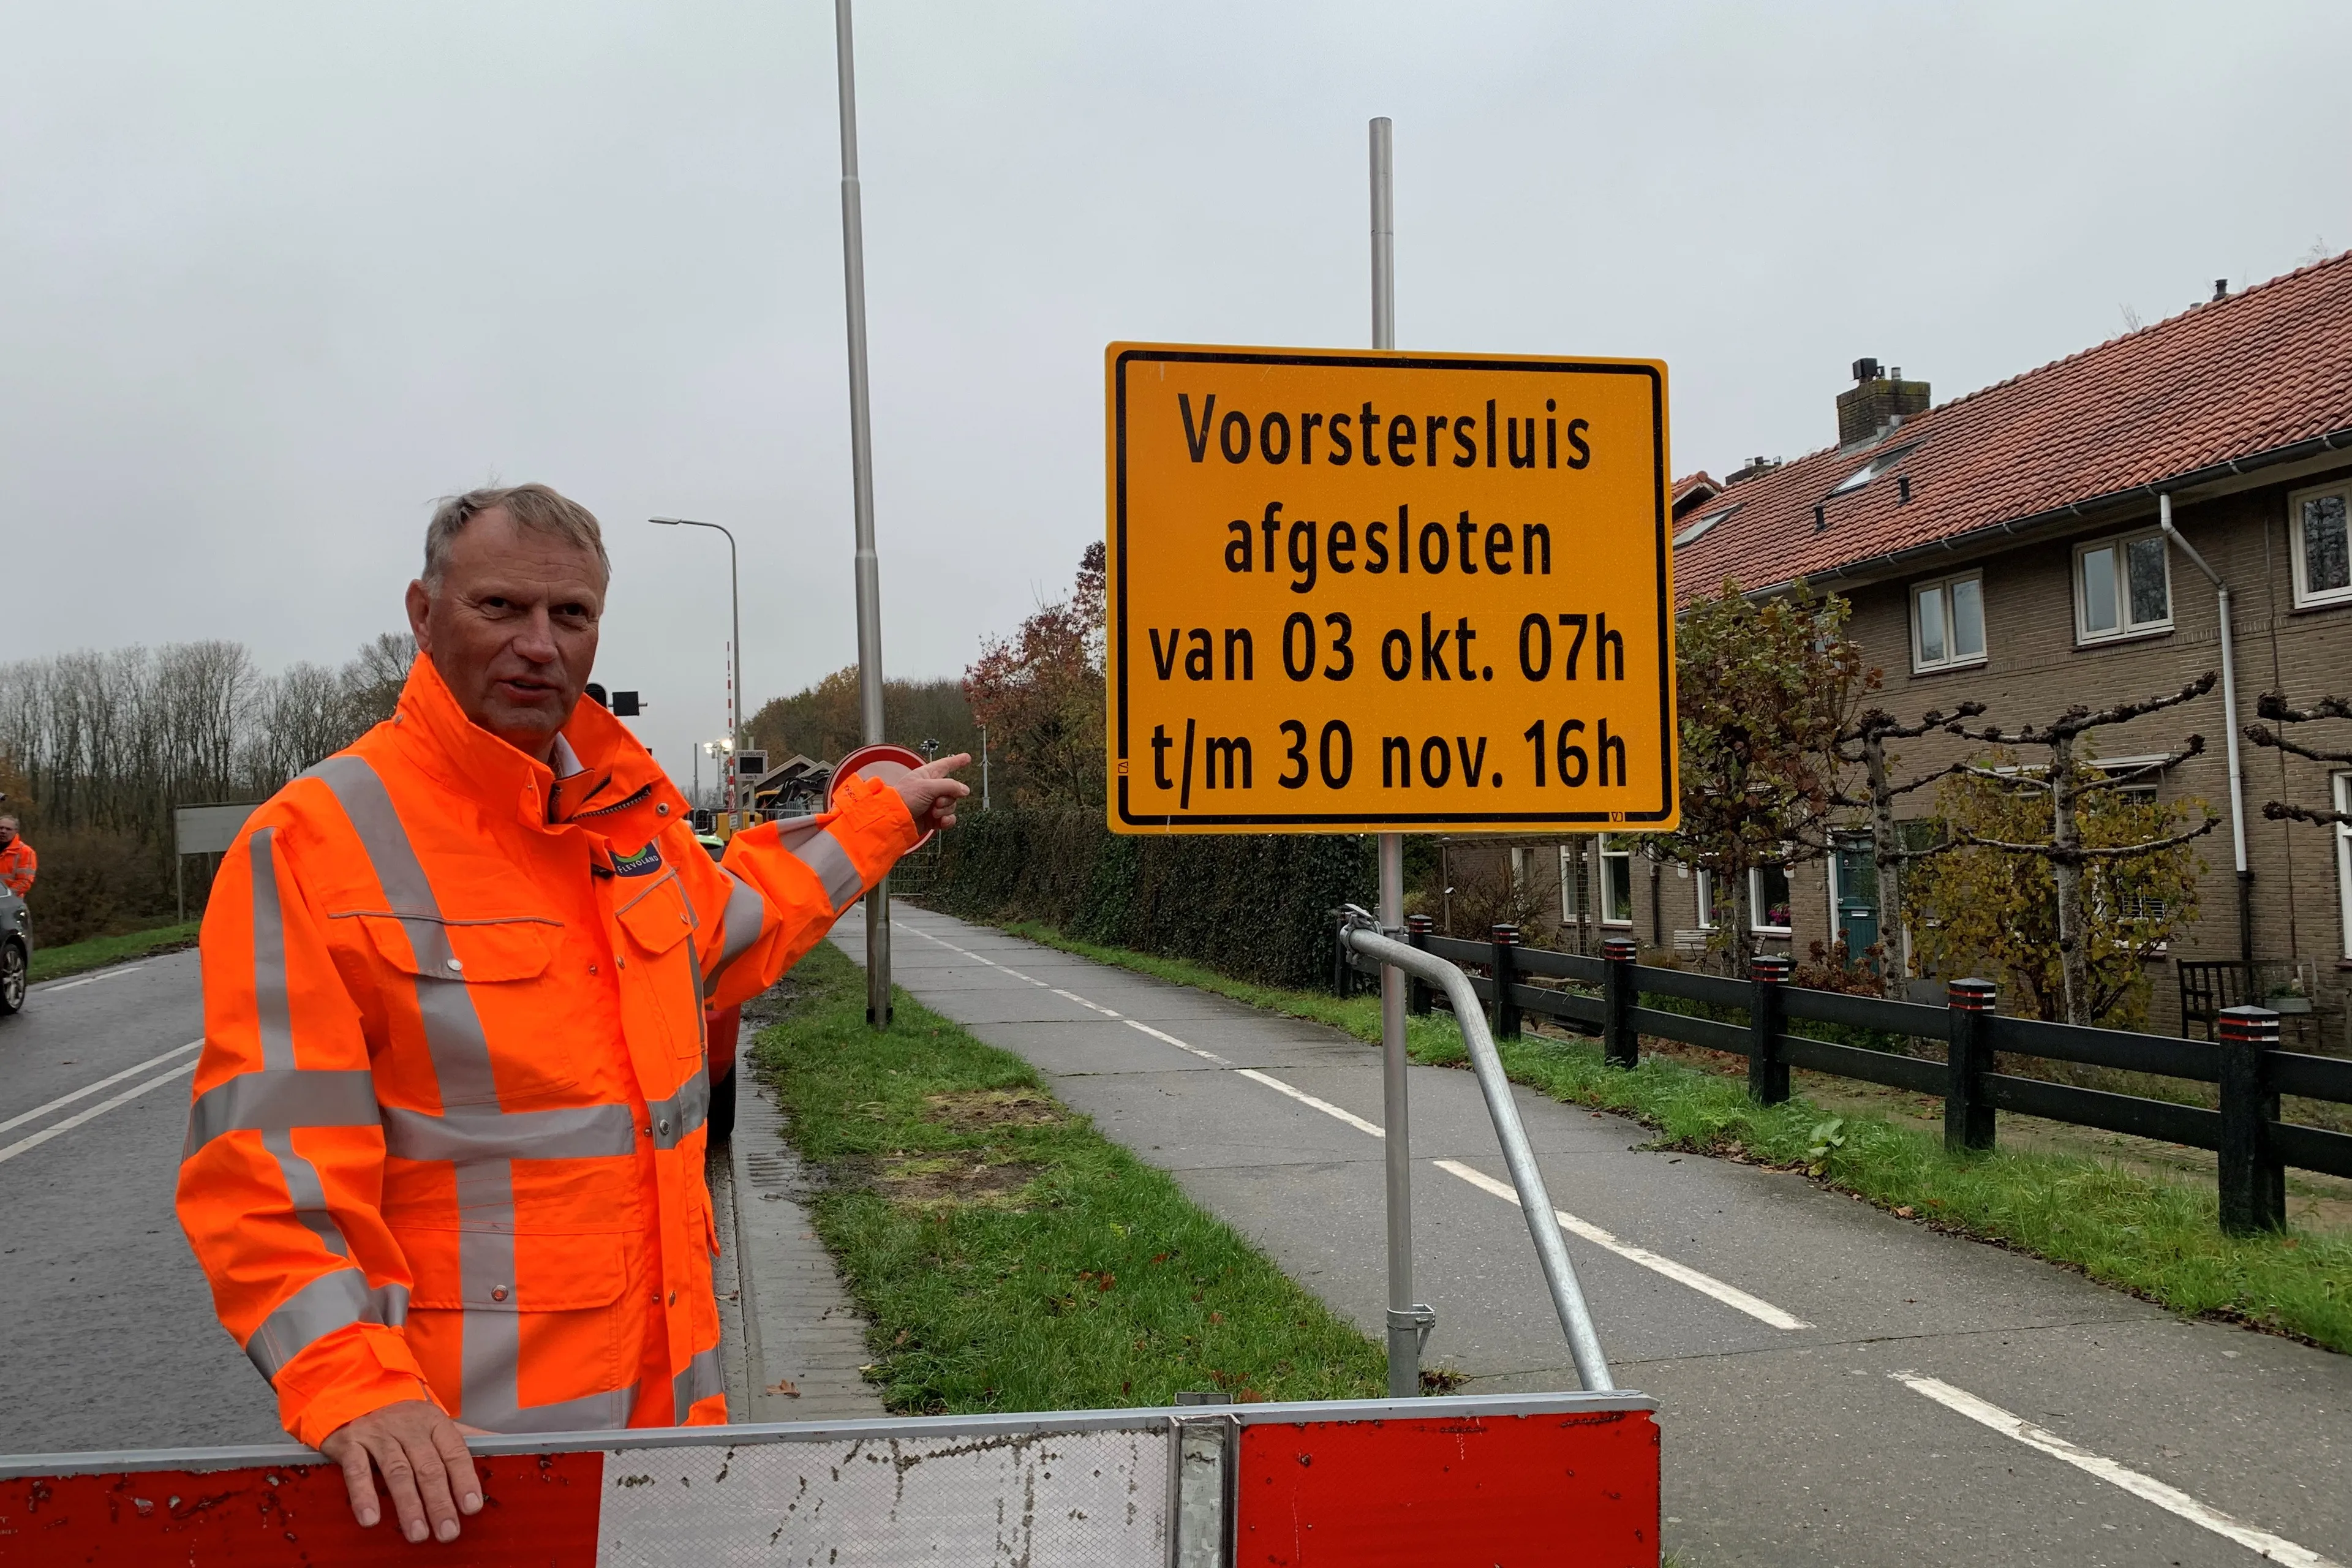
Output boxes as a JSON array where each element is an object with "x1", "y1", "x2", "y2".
[{"x1": 919, "y1": 809, "x2": 1375, "y2": 991}]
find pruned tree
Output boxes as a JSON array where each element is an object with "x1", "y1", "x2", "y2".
[
  {"x1": 1831, "y1": 701, "x2": 1986, "y2": 996},
  {"x1": 1665, "y1": 581, "x2": 1872, "y2": 971},
  {"x1": 2244, "y1": 691, "x2": 2352, "y2": 828},
  {"x1": 1944, "y1": 675, "x2": 2222, "y2": 1025}
]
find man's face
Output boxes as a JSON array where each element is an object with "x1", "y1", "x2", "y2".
[
  {"x1": 404, "y1": 508, "x2": 604, "y2": 763},
  {"x1": 0, "y1": 823, "x2": 14, "y2": 848}
]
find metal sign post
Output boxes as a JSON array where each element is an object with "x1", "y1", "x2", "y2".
[
  {"x1": 834, "y1": 0, "x2": 892, "y2": 1028},
  {"x1": 1368, "y1": 116, "x2": 1427, "y2": 1400}
]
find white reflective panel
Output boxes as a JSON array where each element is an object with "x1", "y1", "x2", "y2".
[
  {"x1": 1915, "y1": 585, "x2": 1946, "y2": 664},
  {"x1": 2081, "y1": 545, "x2": 2120, "y2": 634},
  {"x1": 1950, "y1": 577, "x2": 1985, "y2": 660},
  {"x1": 597, "y1": 1427, "x2": 1169, "y2": 1567}
]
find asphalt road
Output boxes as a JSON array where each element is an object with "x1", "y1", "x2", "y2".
[
  {"x1": 0, "y1": 948, "x2": 281, "y2": 1453},
  {"x1": 858, "y1": 906, "x2": 2352, "y2": 1568}
]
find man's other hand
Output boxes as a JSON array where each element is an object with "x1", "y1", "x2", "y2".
[
  {"x1": 892, "y1": 754, "x2": 973, "y2": 833},
  {"x1": 320, "y1": 1399, "x2": 483, "y2": 1544}
]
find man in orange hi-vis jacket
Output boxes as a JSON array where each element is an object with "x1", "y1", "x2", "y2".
[
  {"x1": 0, "y1": 816, "x2": 34, "y2": 896},
  {"x1": 175, "y1": 484, "x2": 968, "y2": 1548}
]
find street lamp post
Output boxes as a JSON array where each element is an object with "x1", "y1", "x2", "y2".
[{"x1": 652, "y1": 518, "x2": 743, "y2": 820}]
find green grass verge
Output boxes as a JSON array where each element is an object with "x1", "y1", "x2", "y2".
[
  {"x1": 28, "y1": 921, "x2": 202, "y2": 983},
  {"x1": 994, "y1": 918, "x2": 2352, "y2": 1354},
  {"x1": 750, "y1": 941, "x2": 1387, "y2": 1413}
]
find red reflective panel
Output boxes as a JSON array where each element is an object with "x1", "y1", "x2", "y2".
[
  {"x1": 0, "y1": 1450, "x2": 603, "y2": 1566},
  {"x1": 1236, "y1": 1411, "x2": 1659, "y2": 1567}
]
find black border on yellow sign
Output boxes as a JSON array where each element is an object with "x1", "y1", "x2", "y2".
[{"x1": 1111, "y1": 345, "x2": 1673, "y2": 831}]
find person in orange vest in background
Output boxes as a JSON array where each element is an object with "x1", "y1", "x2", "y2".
[
  {"x1": 0, "y1": 816, "x2": 34, "y2": 897},
  {"x1": 174, "y1": 484, "x2": 968, "y2": 1548}
]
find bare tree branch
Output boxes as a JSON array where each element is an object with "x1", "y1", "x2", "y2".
[
  {"x1": 1959, "y1": 814, "x2": 2220, "y2": 861},
  {"x1": 1960, "y1": 673, "x2": 2217, "y2": 747}
]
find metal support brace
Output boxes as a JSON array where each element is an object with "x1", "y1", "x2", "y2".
[{"x1": 1338, "y1": 907, "x2": 1614, "y2": 1393}]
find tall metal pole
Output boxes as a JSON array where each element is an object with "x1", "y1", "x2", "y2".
[
  {"x1": 835, "y1": 0, "x2": 892, "y2": 1026},
  {"x1": 1370, "y1": 115, "x2": 1425, "y2": 1400},
  {"x1": 650, "y1": 518, "x2": 741, "y2": 820}
]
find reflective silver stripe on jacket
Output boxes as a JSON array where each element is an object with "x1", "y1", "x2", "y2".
[
  {"x1": 671, "y1": 1342, "x2": 725, "y2": 1417},
  {"x1": 381, "y1": 1102, "x2": 639, "y2": 1164},
  {"x1": 246, "y1": 1267, "x2": 410, "y2": 1382},
  {"x1": 183, "y1": 1068, "x2": 381, "y2": 1159},
  {"x1": 774, "y1": 818, "x2": 867, "y2": 911},
  {"x1": 645, "y1": 1066, "x2": 709, "y2": 1150},
  {"x1": 222, "y1": 826, "x2": 364, "y2": 1265}
]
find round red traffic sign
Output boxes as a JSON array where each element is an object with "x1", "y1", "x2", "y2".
[{"x1": 827, "y1": 742, "x2": 935, "y2": 848}]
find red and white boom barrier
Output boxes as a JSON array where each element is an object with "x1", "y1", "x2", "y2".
[{"x1": 0, "y1": 1391, "x2": 1657, "y2": 1566}]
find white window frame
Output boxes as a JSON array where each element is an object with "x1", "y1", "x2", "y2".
[
  {"x1": 1909, "y1": 570, "x2": 1987, "y2": 673},
  {"x1": 1748, "y1": 863, "x2": 1793, "y2": 936},
  {"x1": 1558, "y1": 845, "x2": 1585, "y2": 925},
  {"x1": 1694, "y1": 868, "x2": 1717, "y2": 930},
  {"x1": 2335, "y1": 773, "x2": 2352, "y2": 962},
  {"x1": 2073, "y1": 528, "x2": 2173, "y2": 644},
  {"x1": 2288, "y1": 479, "x2": 2352, "y2": 609},
  {"x1": 1598, "y1": 834, "x2": 1634, "y2": 927}
]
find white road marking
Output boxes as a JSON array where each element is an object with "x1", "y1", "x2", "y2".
[
  {"x1": 35, "y1": 963, "x2": 147, "y2": 993},
  {"x1": 1436, "y1": 1158, "x2": 1811, "y2": 1330},
  {"x1": 1236, "y1": 1069, "x2": 1389, "y2": 1138},
  {"x1": 892, "y1": 914, "x2": 1810, "y2": 1335},
  {"x1": 0, "y1": 1060, "x2": 199, "y2": 1166},
  {"x1": 1891, "y1": 1371, "x2": 2342, "y2": 1567},
  {"x1": 0, "y1": 1039, "x2": 203, "y2": 1137}
]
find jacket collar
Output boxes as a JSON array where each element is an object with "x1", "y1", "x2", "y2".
[{"x1": 391, "y1": 655, "x2": 686, "y2": 850}]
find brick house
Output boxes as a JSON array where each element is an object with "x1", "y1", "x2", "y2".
[{"x1": 1455, "y1": 252, "x2": 2352, "y2": 1043}]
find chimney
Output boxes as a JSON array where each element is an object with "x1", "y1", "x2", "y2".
[
  {"x1": 2212, "y1": 277, "x2": 2228, "y2": 301},
  {"x1": 1836, "y1": 358, "x2": 1931, "y2": 449},
  {"x1": 1726, "y1": 454, "x2": 1780, "y2": 485}
]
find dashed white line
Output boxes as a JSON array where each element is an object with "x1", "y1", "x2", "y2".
[
  {"x1": 0, "y1": 1039, "x2": 203, "y2": 1137},
  {"x1": 0, "y1": 1059, "x2": 199, "y2": 1166},
  {"x1": 36, "y1": 963, "x2": 147, "y2": 994},
  {"x1": 1891, "y1": 1371, "x2": 2342, "y2": 1567},
  {"x1": 891, "y1": 915, "x2": 1810, "y2": 1334},
  {"x1": 1434, "y1": 1159, "x2": 1810, "y2": 1330}
]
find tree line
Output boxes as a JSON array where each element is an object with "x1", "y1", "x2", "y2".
[{"x1": 0, "y1": 633, "x2": 413, "y2": 942}]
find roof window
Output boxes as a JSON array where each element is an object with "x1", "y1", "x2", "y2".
[
  {"x1": 1825, "y1": 440, "x2": 1923, "y2": 498},
  {"x1": 1673, "y1": 503, "x2": 1740, "y2": 548}
]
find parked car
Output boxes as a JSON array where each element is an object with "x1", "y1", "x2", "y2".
[
  {"x1": 0, "y1": 884, "x2": 28, "y2": 1016},
  {"x1": 696, "y1": 834, "x2": 737, "y2": 1143}
]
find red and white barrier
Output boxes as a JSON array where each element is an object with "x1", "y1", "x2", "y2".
[{"x1": 0, "y1": 1391, "x2": 1658, "y2": 1566}]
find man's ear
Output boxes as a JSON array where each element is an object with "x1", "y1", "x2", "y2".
[{"x1": 405, "y1": 580, "x2": 434, "y2": 654}]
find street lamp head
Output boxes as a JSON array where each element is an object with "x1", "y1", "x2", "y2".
[{"x1": 649, "y1": 517, "x2": 681, "y2": 526}]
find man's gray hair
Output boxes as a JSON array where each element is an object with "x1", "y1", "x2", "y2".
[{"x1": 423, "y1": 484, "x2": 611, "y2": 589}]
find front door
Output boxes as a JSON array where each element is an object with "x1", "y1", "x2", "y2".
[{"x1": 1834, "y1": 837, "x2": 1879, "y2": 968}]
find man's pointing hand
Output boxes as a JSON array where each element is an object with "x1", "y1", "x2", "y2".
[
  {"x1": 320, "y1": 1399, "x2": 483, "y2": 1544},
  {"x1": 891, "y1": 754, "x2": 973, "y2": 833}
]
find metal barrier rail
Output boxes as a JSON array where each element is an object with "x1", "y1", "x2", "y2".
[
  {"x1": 1335, "y1": 910, "x2": 1613, "y2": 1392},
  {"x1": 1343, "y1": 921, "x2": 2352, "y2": 1236},
  {"x1": 0, "y1": 1392, "x2": 1661, "y2": 1566}
]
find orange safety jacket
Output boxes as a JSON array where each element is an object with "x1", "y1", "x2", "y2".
[
  {"x1": 175, "y1": 655, "x2": 917, "y2": 1447},
  {"x1": 0, "y1": 838, "x2": 32, "y2": 897}
]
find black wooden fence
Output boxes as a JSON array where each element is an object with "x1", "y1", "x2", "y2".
[{"x1": 1336, "y1": 915, "x2": 2352, "y2": 1236}]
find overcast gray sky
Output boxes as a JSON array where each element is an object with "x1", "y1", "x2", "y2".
[{"x1": 6, "y1": 1, "x2": 2347, "y2": 786}]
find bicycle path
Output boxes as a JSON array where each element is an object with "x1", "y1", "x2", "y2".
[{"x1": 844, "y1": 905, "x2": 2351, "y2": 1568}]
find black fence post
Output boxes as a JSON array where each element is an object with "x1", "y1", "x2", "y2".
[
  {"x1": 1405, "y1": 915, "x2": 1434, "y2": 1017},
  {"x1": 2217, "y1": 1005, "x2": 2285, "y2": 1235},
  {"x1": 1748, "y1": 953, "x2": 1793, "y2": 1104},
  {"x1": 1603, "y1": 936, "x2": 1639, "y2": 1069},
  {"x1": 1944, "y1": 978, "x2": 1997, "y2": 1153},
  {"x1": 1490, "y1": 924, "x2": 1522, "y2": 1040}
]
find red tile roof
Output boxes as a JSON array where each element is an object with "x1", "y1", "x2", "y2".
[
  {"x1": 1671, "y1": 471, "x2": 1723, "y2": 516},
  {"x1": 1673, "y1": 250, "x2": 2352, "y2": 605}
]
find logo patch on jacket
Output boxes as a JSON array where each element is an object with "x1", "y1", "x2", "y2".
[{"x1": 611, "y1": 843, "x2": 664, "y2": 877}]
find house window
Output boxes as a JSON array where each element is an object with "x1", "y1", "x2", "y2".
[
  {"x1": 1598, "y1": 835, "x2": 1634, "y2": 925},
  {"x1": 1749, "y1": 864, "x2": 1792, "y2": 934},
  {"x1": 1694, "y1": 869, "x2": 1717, "y2": 930},
  {"x1": 2290, "y1": 482, "x2": 2352, "y2": 608},
  {"x1": 1911, "y1": 571, "x2": 1986, "y2": 672},
  {"x1": 2075, "y1": 530, "x2": 2171, "y2": 643},
  {"x1": 2335, "y1": 774, "x2": 2352, "y2": 962},
  {"x1": 1558, "y1": 845, "x2": 1585, "y2": 924}
]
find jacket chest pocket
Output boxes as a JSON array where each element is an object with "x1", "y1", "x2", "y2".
[
  {"x1": 346, "y1": 911, "x2": 571, "y2": 1104},
  {"x1": 614, "y1": 873, "x2": 704, "y2": 1062}
]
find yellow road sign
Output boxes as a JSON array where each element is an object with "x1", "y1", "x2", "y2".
[{"x1": 1106, "y1": 343, "x2": 1676, "y2": 835}]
